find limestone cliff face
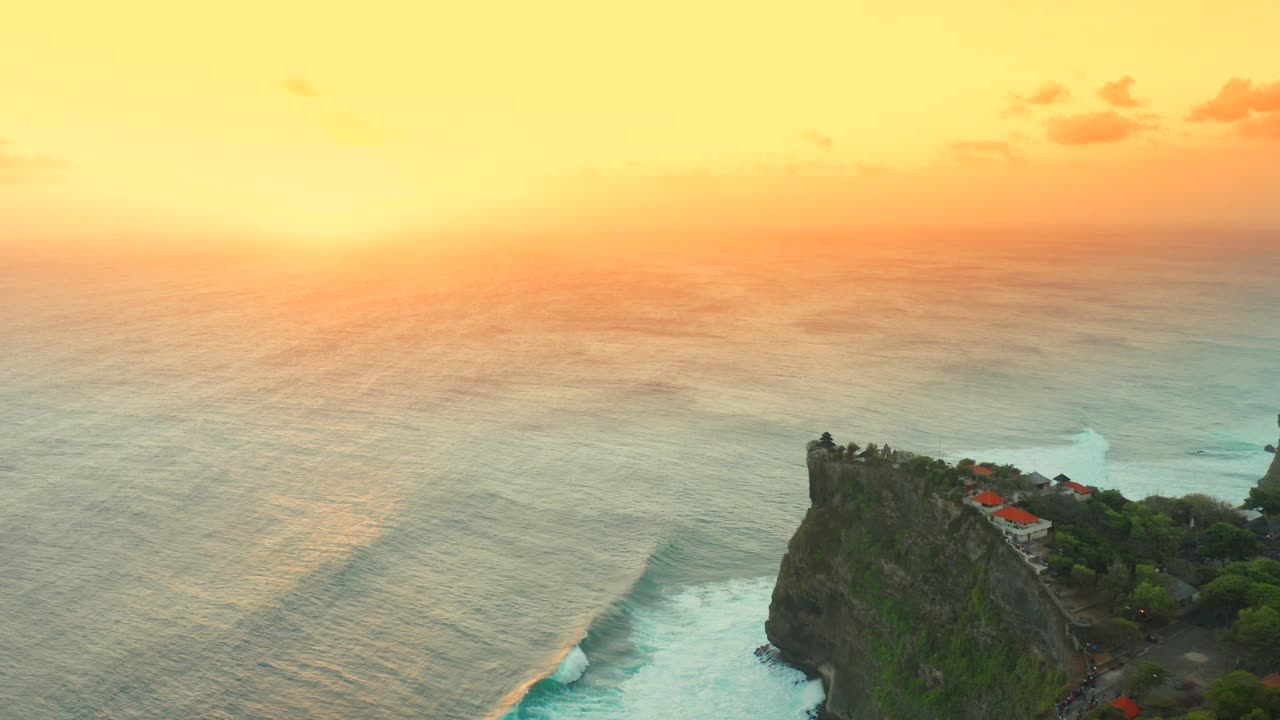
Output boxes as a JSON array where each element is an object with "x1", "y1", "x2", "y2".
[
  {"x1": 766, "y1": 447, "x2": 1078, "y2": 720},
  {"x1": 1261, "y1": 414, "x2": 1280, "y2": 490}
]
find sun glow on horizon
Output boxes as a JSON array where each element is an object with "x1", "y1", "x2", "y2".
[{"x1": 3, "y1": 0, "x2": 1280, "y2": 243}]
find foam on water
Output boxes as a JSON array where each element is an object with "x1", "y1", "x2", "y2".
[
  {"x1": 951, "y1": 427, "x2": 1273, "y2": 503},
  {"x1": 551, "y1": 645, "x2": 590, "y2": 685},
  {"x1": 950, "y1": 428, "x2": 1112, "y2": 488},
  {"x1": 505, "y1": 577, "x2": 823, "y2": 720}
]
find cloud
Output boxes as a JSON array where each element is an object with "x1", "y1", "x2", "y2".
[
  {"x1": 1187, "y1": 77, "x2": 1280, "y2": 122},
  {"x1": 1001, "y1": 81, "x2": 1071, "y2": 117},
  {"x1": 1045, "y1": 111, "x2": 1151, "y2": 145},
  {"x1": 802, "y1": 129, "x2": 834, "y2": 150},
  {"x1": 855, "y1": 162, "x2": 888, "y2": 175},
  {"x1": 1097, "y1": 76, "x2": 1141, "y2": 107},
  {"x1": 282, "y1": 77, "x2": 318, "y2": 98},
  {"x1": 1237, "y1": 113, "x2": 1280, "y2": 140},
  {"x1": 1021, "y1": 82, "x2": 1072, "y2": 106},
  {"x1": 944, "y1": 140, "x2": 1023, "y2": 164},
  {"x1": 0, "y1": 139, "x2": 68, "y2": 184}
]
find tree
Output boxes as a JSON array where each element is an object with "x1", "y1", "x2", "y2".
[
  {"x1": 1101, "y1": 617, "x2": 1143, "y2": 649},
  {"x1": 1226, "y1": 606, "x2": 1280, "y2": 670},
  {"x1": 1100, "y1": 559, "x2": 1134, "y2": 603},
  {"x1": 1246, "y1": 485, "x2": 1280, "y2": 514},
  {"x1": 1129, "y1": 581, "x2": 1176, "y2": 623},
  {"x1": 1134, "y1": 563, "x2": 1157, "y2": 586},
  {"x1": 1096, "y1": 488, "x2": 1128, "y2": 511},
  {"x1": 1201, "y1": 522, "x2": 1262, "y2": 562},
  {"x1": 1204, "y1": 670, "x2": 1280, "y2": 720},
  {"x1": 1184, "y1": 494, "x2": 1247, "y2": 529},
  {"x1": 1224, "y1": 558, "x2": 1280, "y2": 586},
  {"x1": 1125, "y1": 506, "x2": 1181, "y2": 562},
  {"x1": 1199, "y1": 574, "x2": 1256, "y2": 624},
  {"x1": 1048, "y1": 555, "x2": 1075, "y2": 575},
  {"x1": 1246, "y1": 583, "x2": 1280, "y2": 612},
  {"x1": 1071, "y1": 564, "x2": 1098, "y2": 589},
  {"x1": 1125, "y1": 659, "x2": 1171, "y2": 696}
]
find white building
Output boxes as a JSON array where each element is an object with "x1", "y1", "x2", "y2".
[{"x1": 991, "y1": 506, "x2": 1053, "y2": 542}]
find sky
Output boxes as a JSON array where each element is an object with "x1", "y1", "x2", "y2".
[{"x1": 3, "y1": 0, "x2": 1280, "y2": 246}]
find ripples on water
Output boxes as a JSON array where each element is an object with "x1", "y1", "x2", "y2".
[{"x1": 1, "y1": 232, "x2": 1277, "y2": 718}]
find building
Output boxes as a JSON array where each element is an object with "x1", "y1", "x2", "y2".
[
  {"x1": 1054, "y1": 473, "x2": 1073, "y2": 484},
  {"x1": 1061, "y1": 480, "x2": 1093, "y2": 502},
  {"x1": 1110, "y1": 696, "x2": 1141, "y2": 719},
  {"x1": 971, "y1": 464, "x2": 995, "y2": 478},
  {"x1": 966, "y1": 490, "x2": 1006, "y2": 514},
  {"x1": 1261, "y1": 672, "x2": 1280, "y2": 687},
  {"x1": 991, "y1": 506, "x2": 1053, "y2": 541},
  {"x1": 1166, "y1": 575, "x2": 1200, "y2": 608},
  {"x1": 1025, "y1": 471, "x2": 1053, "y2": 491}
]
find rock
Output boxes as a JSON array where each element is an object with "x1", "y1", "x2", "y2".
[
  {"x1": 1266, "y1": 444, "x2": 1276, "y2": 454},
  {"x1": 1262, "y1": 415, "x2": 1280, "y2": 489},
  {"x1": 767, "y1": 444, "x2": 1078, "y2": 719}
]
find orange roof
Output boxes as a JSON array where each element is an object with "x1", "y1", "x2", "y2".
[
  {"x1": 993, "y1": 506, "x2": 1041, "y2": 525},
  {"x1": 1062, "y1": 481, "x2": 1092, "y2": 495},
  {"x1": 970, "y1": 465, "x2": 995, "y2": 476},
  {"x1": 1262, "y1": 672, "x2": 1280, "y2": 687},
  {"x1": 970, "y1": 490, "x2": 1005, "y2": 507},
  {"x1": 1111, "y1": 696, "x2": 1141, "y2": 719}
]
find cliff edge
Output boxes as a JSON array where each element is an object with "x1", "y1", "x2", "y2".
[
  {"x1": 1261, "y1": 414, "x2": 1280, "y2": 490},
  {"x1": 766, "y1": 444, "x2": 1078, "y2": 719}
]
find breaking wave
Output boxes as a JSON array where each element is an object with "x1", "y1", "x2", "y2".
[{"x1": 497, "y1": 538, "x2": 823, "y2": 720}]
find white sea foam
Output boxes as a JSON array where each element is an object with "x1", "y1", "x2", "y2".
[
  {"x1": 511, "y1": 577, "x2": 823, "y2": 719},
  {"x1": 950, "y1": 427, "x2": 1272, "y2": 502},
  {"x1": 950, "y1": 428, "x2": 1112, "y2": 488},
  {"x1": 551, "y1": 644, "x2": 590, "y2": 685}
]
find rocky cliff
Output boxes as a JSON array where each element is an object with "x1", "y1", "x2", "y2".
[
  {"x1": 766, "y1": 444, "x2": 1079, "y2": 719},
  {"x1": 1261, "y1": 414, "x2": 1280, "y2": 490}
]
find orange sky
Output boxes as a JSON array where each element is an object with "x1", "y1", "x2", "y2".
[{"x1": 3, "y1": 0, "x2": 1279, "y2": 246}]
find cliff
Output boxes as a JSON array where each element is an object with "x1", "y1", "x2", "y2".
[
  {"x1": 766, "y1": 445, "x2": 1078, "y2": 719},
  {"x1": 1261, "y1": 414, "x2": 1280, "y2": 490}
]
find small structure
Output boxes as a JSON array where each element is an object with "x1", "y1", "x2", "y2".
[
  {"x1": 966, "y1": 490, "x2": 1006, "y2": 514},
  {"x1": 1025, "y1": 471, "x2": 1053, "y2": 491},
  {"x1": 817, "y1": 432, "x2": 836, "y2": 449},
  {"x1": 1166, "y1": 576, "x2": 1200, "y2": 608},
  {"x1": 1061, "y1": 480, "x2": 1093, "y2": 502},
  {"x1": 1054, "y1": 473, "x2": 1073, "y2": 484},
  {"x1": 1238, "y1": 508, "x2": 1265, "y2": 523},
  {"x1": 1111, "y1": 696, "x2": 1141, "y2": 719},
  {"x1": 970, "y1": 464, "x2": 995, "y2": 478},
  {"x1": 991, "y1": 506, "x2": 1053, "y2": 541},
  {"x1": 1261, "y1": 672, "x2": 1280, "y2": 687}
]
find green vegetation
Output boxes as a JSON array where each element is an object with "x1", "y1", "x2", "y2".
[
  {"x1": 1125, "y1": 659, "x2": 1171, "y2": 695},
  {"x1": 1246, "y1": 485, "x2": 1280, "y2": 515},
  {"x1": 1129, "y1": 581, "x2": 1177, "y2": 623},
  {"x1": 1196, "y1": 671, "x2": 1280, "y2": 719}
]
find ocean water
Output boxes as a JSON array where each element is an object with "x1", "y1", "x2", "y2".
[{"x1": 1, "y1": 231, "x2": 1277, "y2": 719}]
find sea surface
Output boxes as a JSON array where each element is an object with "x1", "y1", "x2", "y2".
[{"x1": 1, "y1": 231, "x2": 1277, "y2": 719}]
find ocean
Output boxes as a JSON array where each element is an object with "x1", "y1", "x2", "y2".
[{"x1": 1, "y1": 230, "x2": 1276, "y2": 719}]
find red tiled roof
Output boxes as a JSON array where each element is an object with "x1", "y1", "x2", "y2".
[
  {"x1": 1111, "y1": 696, "x2": 1141, "y2": 719},
  {"x1": 970, "y1": 465, "x2": 995, "y2": 476},
  {"x1": 1062, "y1": 481, "x2": 1092, "y2": 495},
  {"x1": 1262, "y1": 672, "x2": 1280, "y2": 687},
  {"x1": 970, "y1": 490, "x2": 1005, "y2": 507},
  {"x1": 993, "y1": 506, "x2": 1041, "y2": 525}
]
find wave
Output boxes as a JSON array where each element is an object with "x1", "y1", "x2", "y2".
[
  {"x1": 949, "y1": 427, "x2": 1112, "y2": 488},
  {"x1": 495, "y1": 536, "x2": 823, "y2": 720},
  {"x1": 550, "y1": 645, "x2": 590, "y2": 685},
  {"x1": 951, "y1": 426, "x2": 1272, "y2": 503}
]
